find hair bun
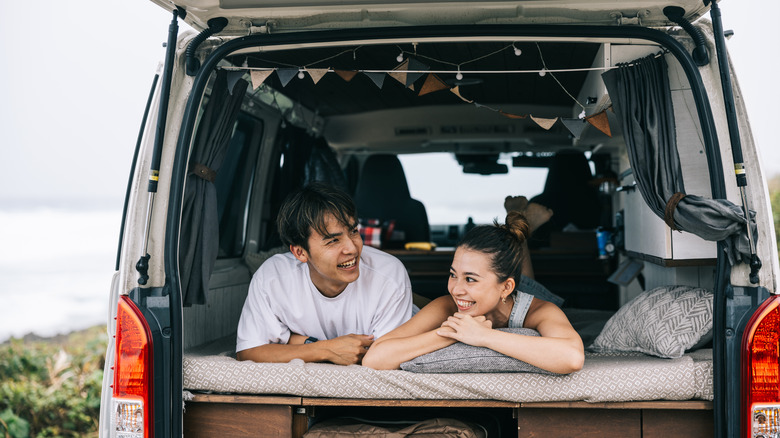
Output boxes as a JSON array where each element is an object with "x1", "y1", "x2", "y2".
[{"x1": 504, "y1": 211, "x2": 530, "y2": 243}]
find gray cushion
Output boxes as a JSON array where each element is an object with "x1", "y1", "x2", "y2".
[
  {"x1": 517, "y1": 275, "x2": 564, "y2": 307},
  {"x1": 400, "y1": 328, "x2": 553, "y2": 374},
  {"x1": 589, "y1": 285, "x2": 713, "y2": 359}
]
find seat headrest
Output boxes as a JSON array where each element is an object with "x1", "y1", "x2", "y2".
[{"x1": 541, "y1": 149, "x2": 594, "y2": 195}]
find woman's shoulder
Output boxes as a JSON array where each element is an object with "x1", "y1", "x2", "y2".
[{"x1": 524, "y1": 295, "x2": 569, "y2": 328}]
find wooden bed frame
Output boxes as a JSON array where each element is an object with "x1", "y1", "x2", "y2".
[{"x1": 183, "y1": 394, "x2": 713, "y2": 437}]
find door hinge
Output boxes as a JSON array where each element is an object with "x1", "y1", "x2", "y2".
[
  {"x1": 610, "y1": 11, "x2": 650, "y2": 26},
  {"x1": 240, "y1": 19, "x2": 275, "y2": 35}
]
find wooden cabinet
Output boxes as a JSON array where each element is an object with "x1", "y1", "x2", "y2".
[
  {"x1": 183, "y1": 395, "x2": 307, "y2": 438},
  {"x1": 183, "y1": 395, "x2": 713, "y2": 438},
  {"x1": 517, "y1": 402, "x2": 713, "y2": 438},
  {"x1": 517, "y1": 408, "x2": 641, "y2": 437}
]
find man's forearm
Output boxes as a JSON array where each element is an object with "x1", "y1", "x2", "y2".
[{"x1": 236, "y1": 343, "x2": 326, "y2": 363}]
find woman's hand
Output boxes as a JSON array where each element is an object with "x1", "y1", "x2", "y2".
[{"x1": 437, "y1": 313, "x2": 493, "y2": 347}]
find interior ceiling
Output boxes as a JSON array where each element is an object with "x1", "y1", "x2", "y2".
[{"x1": 229, "y1": 41, "x2": 601, "y2": 118}]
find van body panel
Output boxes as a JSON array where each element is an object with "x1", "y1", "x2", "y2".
[
  {"x1": 150, "y1": 0, "x2": 712, "y2": 32},
  {"x1": 724, "y1": 64, "x2": 780, "y2": 291},
  {"x1": 118, "y1": 51, "x2": 196, "y2": 294},
  {"x1": 689, "y1": 23, "x2": 778, "y2": 289},
  {"x1": 100, "y1": 3, "x2": 778, "y2": 437}
]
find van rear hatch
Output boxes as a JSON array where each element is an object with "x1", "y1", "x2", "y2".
[{"x1": 149, "y1": 0, "x2": 712, "y2": 32}]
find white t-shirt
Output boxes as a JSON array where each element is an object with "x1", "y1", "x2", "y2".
[{"x1": 236, "y1": 246, "x2": 413, "y2": 352}]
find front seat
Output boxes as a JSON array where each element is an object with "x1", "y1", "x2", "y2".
[
  {"x1": 529, "y1": 149, "x2": 601, "y2": 247},
  {"x1": 353, "y1": 154, "x2": 430, "y2": 247}
]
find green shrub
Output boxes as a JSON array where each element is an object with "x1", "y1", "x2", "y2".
[
  {"x1": 0, "y1": 326, "x2": 107, "y2": 438},
  {"x1": 770, "y1": 176, "x2": 780, "y2": 262}
]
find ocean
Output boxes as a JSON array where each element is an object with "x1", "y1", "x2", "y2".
[{"x1": 0, "y1": 205, "x2": 122, "y2": 342}]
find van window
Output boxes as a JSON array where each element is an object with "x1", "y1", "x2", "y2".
[
  {"x1": 215, "y1": 114, "x2": 263, "y2": 258},
  {"x1": 399, "y1": 152, "x2": 548, "y2": 225}
]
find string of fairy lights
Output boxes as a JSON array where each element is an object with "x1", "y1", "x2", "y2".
[{"x1": 218, "y1": 42, "x2": 663, "y2": 138}]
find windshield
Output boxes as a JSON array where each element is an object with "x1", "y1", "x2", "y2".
[{"x1": 400, "y1": 152, "x2": 548, "y2": 226}]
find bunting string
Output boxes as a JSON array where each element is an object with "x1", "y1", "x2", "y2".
[
  {"x1": 535, "y1": 42, "x2": 586, "y2": 111},
  {"x1": 217, "y1": 43, "x2": 654, "y2": 138},
  {"x1": 222, "y1": 65, "x2": 616, "y2": 75}
]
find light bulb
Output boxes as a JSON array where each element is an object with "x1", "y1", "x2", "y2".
[
  {"x1": 539, "y1": 69, "x2": 547, "y2": 77},
  {"x1": 579, "y1": 109, "x2": 586, "y2": 119},
  {"x1": 456, "y1": 69, "x2": 463, "y2": 81},
  {"x1": 298, "y1": 71, "x2": 305, "y2": 79},
  {"x1": 514, "y1": 47, "x2": 522, "y2": 56},
  {"x1": 396, "y1": 52, "x2": 404, "y2": 62}
]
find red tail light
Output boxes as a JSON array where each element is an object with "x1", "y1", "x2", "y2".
[
  {"x1": 743, "y1": 295, "x2": 780, "y2": 438},
  {"x1": 112, "y1": 295, "x2": 154, "y2": 438}
]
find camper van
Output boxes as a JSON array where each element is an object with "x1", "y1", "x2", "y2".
[{"x1": 100, "y1": 1, "x2": 779, "y2": 437}]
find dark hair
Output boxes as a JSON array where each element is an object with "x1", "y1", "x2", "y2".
[
  {"x1": 456, "y1": 211, "x2": 530, "y2": 283},
  {"x1": 277, "y1": 182, "x2": 358, "y2": 250}
]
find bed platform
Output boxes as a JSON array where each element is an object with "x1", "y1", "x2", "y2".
[{"x1": 182, "y1": 335, "x2": 713, "y2": 437}]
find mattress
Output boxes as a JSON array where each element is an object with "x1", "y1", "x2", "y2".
[{"x1": 183, "y1": 342, "x2": 713, "y2": 403}]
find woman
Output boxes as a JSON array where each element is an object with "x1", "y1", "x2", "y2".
[{"x1": 362, "y1": 210, "x2": 584, "y2": 374}]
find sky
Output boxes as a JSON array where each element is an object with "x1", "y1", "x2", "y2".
[{"x1": 0, "y1": 1, "x2": 778, "y2": 208}]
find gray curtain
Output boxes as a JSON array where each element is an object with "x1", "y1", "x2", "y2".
[
  {"x1": 602, "y1": 54, "x2": 755, "y2": 265},
  {"x1": 180, "y1": 70, "x2": 248, "y2": 306}
]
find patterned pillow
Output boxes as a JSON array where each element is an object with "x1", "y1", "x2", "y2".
[
  {"x1": 400, "y1": 328, "x2": 553, "y2": 374},
  {"x1": 589, "y1": 285, "x2": 713, "y2": 359}
]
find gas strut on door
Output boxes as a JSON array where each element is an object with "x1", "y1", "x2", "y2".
[
  {"x1": 136, "y1": 8, "x2": 184, "y2": 286},
  {"x1": 708, "y1": 0, "x2": 762, "y2": 285}
]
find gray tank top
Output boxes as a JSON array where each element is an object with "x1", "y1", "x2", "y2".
[{"x1": 507, "y1": 291, "x2": 534, "y2": 328}]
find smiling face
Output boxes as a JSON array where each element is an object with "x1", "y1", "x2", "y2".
[
  {"x1": 291, "y1": 213, "x2": 363, "y2": 298},
  {"x1": 448, "y1": 247, "x2": 514, "y2": 317}
]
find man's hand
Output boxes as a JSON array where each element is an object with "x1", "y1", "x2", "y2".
[
  {"x1": 319, "y1": 334, "x2": 374, "y2": 365},
  {"x1": 437, "y1": 313, "x2": 493, "y2": 347}
]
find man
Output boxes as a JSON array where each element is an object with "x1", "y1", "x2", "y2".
[{"x1": 236, "y1": 182, "x2": 413, "y2": 365}]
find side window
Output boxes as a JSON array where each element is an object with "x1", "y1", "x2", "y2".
[{"x1": 215, "y1": 114, "x2": 263, "y2": 258}]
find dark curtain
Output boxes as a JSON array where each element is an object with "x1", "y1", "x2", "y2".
[
  {"x1": 304, "y1": 136, "x2": 348, "y2": 191},
  {"x1": 180, "y1": 70, "x2": 248, "y2": 306},
  {"x1": 262, "y1": 126, "x2": 347, "y2": 250},
  {"x1": 602, "y1": 54, "x2": 755, "y2": 265}
]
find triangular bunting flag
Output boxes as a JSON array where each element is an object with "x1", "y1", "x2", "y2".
[
  {"x1": 406, "y1": 58, "x2": 429, "y2": 86},
  {"x1": 364, "y1": 72, "x2": 386, "y2": 89},
  {"x1": 334, "y1": 70, "x2": 358, "y2": 82},
  {"x1": 276, "y1": 68, "x2": 298, "y2": 87},
  {"x1": 408, "y1": 84, "x2": 415, "y2": 91},
  {"x1": 389, "y1": 59, "x2": 409, "y2": 85},
  {"x1": 306, "y1": 68, "x2": 328, "y2": 84},
  {"x1": 450, "y1": 86, "x2": 473, "y2": 103},
  {"x1": 226, "y1": 70, "x2": 245, "y2": 95},
  {"x1": 250, "y1": 70, "x2": 273, "y2": 90},
  {"x1": 418, "y1": 74, "x2": 449, "y2": 96},
  {"x1": 586, "y1": 111, "x2": 612, "y2": 137},
  {"x1": 530, "y1": 115, "x2": 559, "y2": 130},
  {"x1": 499, "y1": 111, "x2": 527, "y2": 119},
  {"x1": 560, "y1": 118, "x2": 588, "y2": 139}
]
